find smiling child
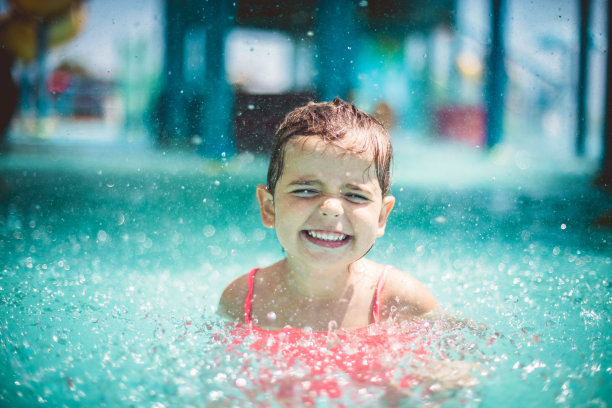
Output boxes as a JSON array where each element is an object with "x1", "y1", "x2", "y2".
[{"x1": 218, "y1": 98, "x2": 438, "y2": 332}]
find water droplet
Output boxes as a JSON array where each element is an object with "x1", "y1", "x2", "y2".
[
  {"x1": 432, "y1": 215, "x2": 447, "y2": 224},
  {"x1": 202, "y1": 225, "x2": 215, "y2": 238},
  {"x1": 97, "y1": 230, "x2": 107, "y2": 242},
  {"x1": 208, "y1": 390, "x2": 223, "y2": 400},
  {"x1": 327, "y1": 320, "x2": 337, "y2": 333},
  {"x1": 389, "y1": 305, "x2": 398, "y2": 320}
]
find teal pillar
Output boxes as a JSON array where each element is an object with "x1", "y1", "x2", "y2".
[
  {"x1": 576, "y1": 0, "x2": 590, "y2": 156},
  {"x1": 485, "y1": 0, "x2": 506, "y2": 148},
  {"x1": 316, "y1": 0, "x2": 357, "y2": 101},
  {"x1": 197, "y1": 1, "x2": 235, "y2": 158},
  {"x1": 599, "y1": 0, "x2": 611, "y2": 186},
  {"x1": 159, "y1": 0, "x2": 188, "y2": 146}
]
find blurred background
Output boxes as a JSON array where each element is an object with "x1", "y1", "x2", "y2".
[
  {"x1": 0, "y1": 0, "x2": 609, "y2": 185},
  {"x1": 0, "y1": 3, "x2": 611, "y2": 406}
]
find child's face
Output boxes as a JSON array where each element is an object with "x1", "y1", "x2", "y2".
[{"x1": 257, "y1": 136, "x2": 395, "y2": 270}]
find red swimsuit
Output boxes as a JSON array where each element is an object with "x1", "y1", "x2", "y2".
[{"x1": 225, "y1": 266, "x2": 427, "y2": 403}]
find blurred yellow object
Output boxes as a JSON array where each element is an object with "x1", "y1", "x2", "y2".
[
  {"x1": 0, "y1": 3, "x2": 85, "y2": 62},
  {"x1": 456, "y1": 51, "x2": 483, "y2": 80},
  {"x1": 9, "y1": 0, "x2": 76, "y2": 18}
]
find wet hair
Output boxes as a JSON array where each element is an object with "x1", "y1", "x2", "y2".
[{"x1": 266, "y1": 97, "x2": 393, "y2": 196}]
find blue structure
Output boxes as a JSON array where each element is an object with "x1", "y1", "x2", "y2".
[
  {"x1": 198, "y1": 1, "x2": 235, "y2": 158},
  {"x1": 575, "y1": 0, "x2": 590, "y2": 156},
  {"x1": 316, "y1": 0, "x2": 357, "y2": 102},
  {"x1": 157, "y1": 0, "x2": 234, "y2": 157},
  {"x1": 156, "y1": 0, "x2": 454, "y2": 157},
  {"x1": 485, "y1": 0, "x2": 506, "y2": 149},
  {"x1": 599, "y1": 0, "x2": 611, "y2": 187},
  {"x1": 154, "y1": 0, "x2": 609, "y2": 182}
]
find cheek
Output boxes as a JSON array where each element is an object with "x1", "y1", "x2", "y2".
[
  {"x1": 279, "y1": 197, "x2": 312, "y2": 215},
  {"x1": 274, "y1": 200, "x2": 307, "y2": 228},
  {"x1": 351, "y1": 207, "x2": 384, "y2": 232},
  {"x1": 352, "y1": 205, "x2": 381, "y2": 221}
]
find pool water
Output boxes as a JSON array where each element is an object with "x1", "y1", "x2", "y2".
[{"x1": 1, "y1": 145, "x2": 610, "y2": 407}]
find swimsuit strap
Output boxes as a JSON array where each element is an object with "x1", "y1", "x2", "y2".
[
  {"x1": 244, "y1": 267, "x2": 260, "y2": 325},
  {"x1": 245, "y1": 266, "x2": 390, "y2": 326},
  {"x1": 372, "y1": 265, "x2": 390, "y2": 324}
]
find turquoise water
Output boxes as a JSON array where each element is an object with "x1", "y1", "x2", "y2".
[{"x1": 1, "y1": 145, "x2": 610, "y2": 407}]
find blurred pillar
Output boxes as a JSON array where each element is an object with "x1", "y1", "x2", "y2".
[
  {"x1": 197, "y1": 1, "x2": 235, "y2": 158},
  {"x1": 35, "y1": 21, "x2": 50, "y2": 122},
  {"x1": 599, "y1": 0, "x2": 611, "y2": 187},
  {"x1": 0, "y1": 49, "x2": 18, "y2": 150},
  {"x1": 159, "y1": 0, "x2": 188, "y2": 146},
  {"x1": 485, "y1": 0, "x2": 506, "y2": 148},
  {"x1": 576, "y1": 0, "x2": 590, "y2": 156},
  {"x1": 316, "y1": 0, "x2": 356, "y2": 101}
]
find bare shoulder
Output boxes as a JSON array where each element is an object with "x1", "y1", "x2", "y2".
[
  {"x1": 380, "y1": 266, "x2": 439, "y2": 320},
  {"x1": 218, "y1": 273, "x2": 249, "y2": 323}
]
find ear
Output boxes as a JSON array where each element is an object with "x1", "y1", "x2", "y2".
[
  {"x1": 376, "y1": 195, "x2": 395, "y2": 237},
  {"x1": 256, "y1": 184, "x2": 275, "y2": 228}
]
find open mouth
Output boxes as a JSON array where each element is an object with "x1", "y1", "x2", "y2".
[{"x1": 302, "y1": 230, "x2": 351, "y2": 248}]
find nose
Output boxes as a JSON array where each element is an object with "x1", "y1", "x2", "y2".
[{"x1": 319, "y1": 196, "x2": 343, "y2": 218}]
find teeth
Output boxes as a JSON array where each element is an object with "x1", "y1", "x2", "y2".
[{"x1": 307, "y1": 230, "x2": 347, "y2": 241}]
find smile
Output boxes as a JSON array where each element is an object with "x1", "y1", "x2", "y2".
[
  {"x1": 307, "y1": 230, "x2": 347, "y2": 241},
  {"x1": 302, "y1": 230, "x2": 351, "y2": 248}
]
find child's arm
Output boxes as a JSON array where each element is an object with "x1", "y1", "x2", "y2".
[
  {"x1": 217, "y1": 275, "x2": 249, "y2": 323},
  {"x1": 380, "y1": 268, "x2": 440, "y2": 321}
]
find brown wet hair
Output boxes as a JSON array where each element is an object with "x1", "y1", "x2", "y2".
[{"x1": 266, "y1": 97, "x2": 393, "y2": 196}]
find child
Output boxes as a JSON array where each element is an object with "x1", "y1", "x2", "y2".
[{"x1": 218, "y1": 98, "x2": 438, "y2": 332}]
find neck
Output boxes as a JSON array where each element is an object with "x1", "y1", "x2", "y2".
[{"x1": 281, "y1": 257, "x2": 365, "y2": 300}]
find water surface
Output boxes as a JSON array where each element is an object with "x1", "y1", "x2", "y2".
[{"x1": 1, "y1": 145, "x2": 610, "y2": 406}]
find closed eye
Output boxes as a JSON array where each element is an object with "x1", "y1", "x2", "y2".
[
  {"x1": 291, "y1": 188, "x2": 319, "y2": 198},
  {"x1": 344, "y1": 193, "x2": 371, "y2": 203}
]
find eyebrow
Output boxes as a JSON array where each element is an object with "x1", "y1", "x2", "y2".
[
  {"x1": 287, "y1": 178, "x2": 320, "y2": 186},
  {"x1": 345, "y1": 183, "x2": 371, "y2": 192}
]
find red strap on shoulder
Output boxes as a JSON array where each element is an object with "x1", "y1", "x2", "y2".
[
  {"x1": 244, "y1": 268, "x2": 259, "y2": 324},
  {"x1": 372, "y1": 266, "x2": 389, "y2": 324}
]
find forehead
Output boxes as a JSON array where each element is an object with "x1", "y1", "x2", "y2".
[
  {"x1": 285, "y1": 135, "x2": 375, "y2": 162},
  {"x1": 282, "y1": 137, "x2": 378, "y2": 183}
]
